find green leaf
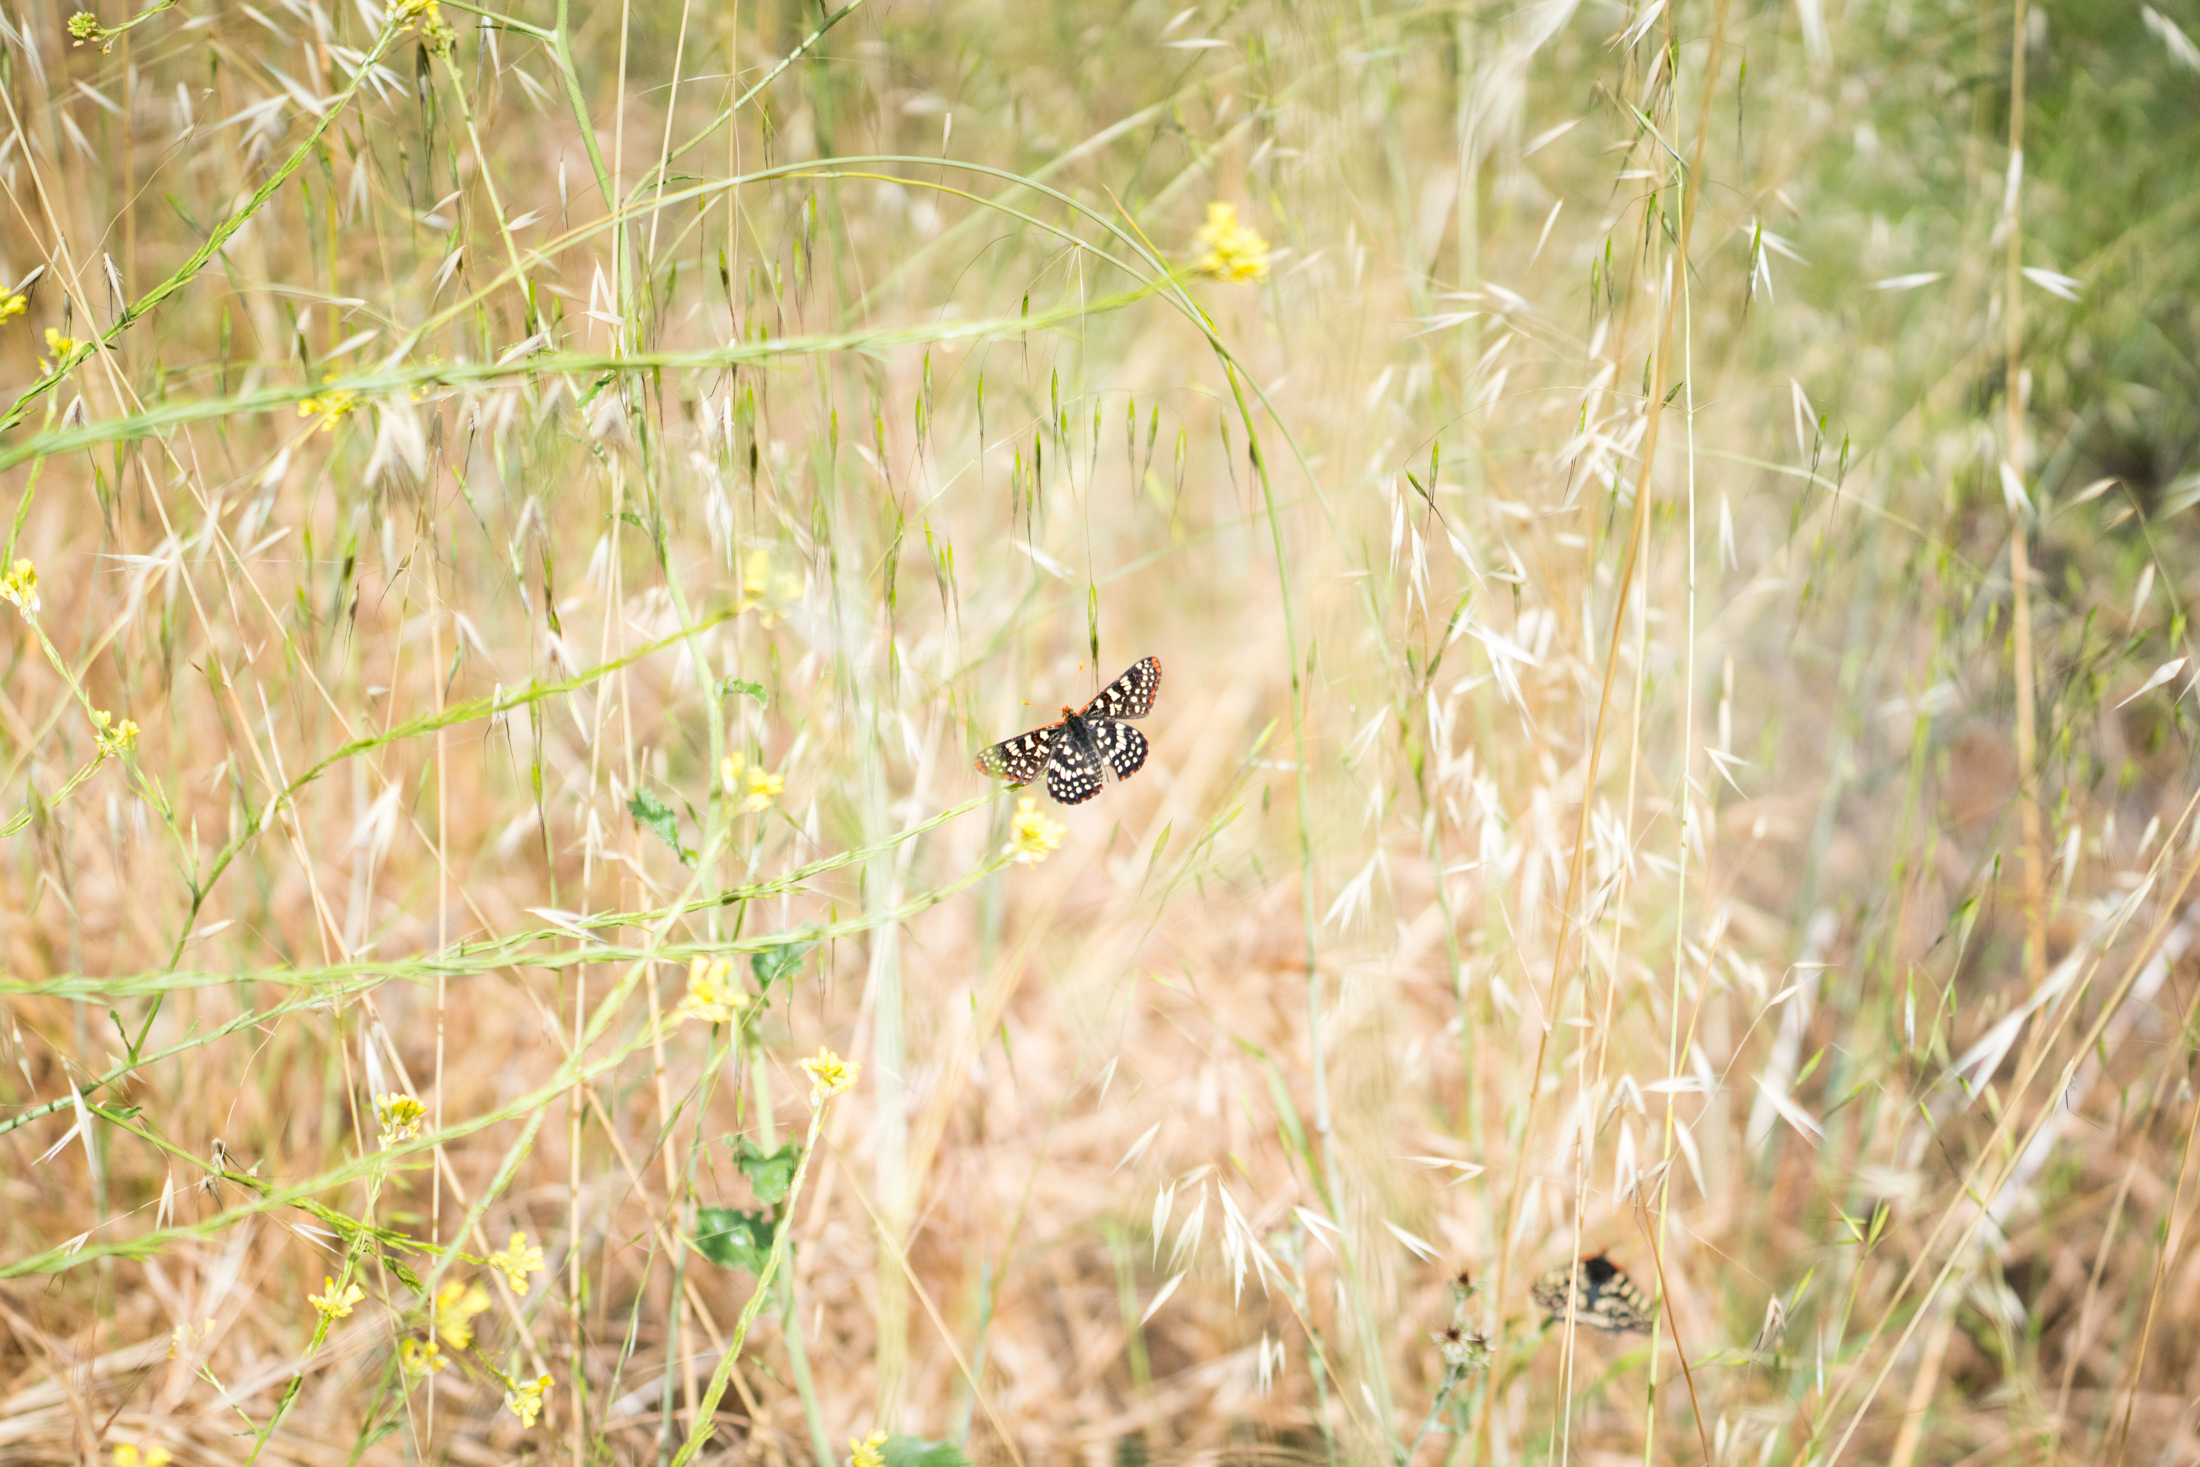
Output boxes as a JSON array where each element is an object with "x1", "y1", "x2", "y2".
[
  {"x1": 729, "y1": 1138, "x2": 803, "y2": 1205},
  {"x1": 626, "y1": 789, "x2": 693, "y2": 866},
  {"x1": 692, "y1": 1207, "x2": 774, "y2": 1273},
  {"x1": 716, "y1": 676, "x2": 767, "y2": 706},
  {"x1": 750, "y1": 940, "x2": 812, "y2": 992},
  {"x1": 879, "y1": 1437, "x2": 973, "y2": 1467}
]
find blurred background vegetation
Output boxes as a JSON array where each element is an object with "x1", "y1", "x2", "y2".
[{"x1": 5, "y1": 0, "x2": 2200, "y2": 1463}]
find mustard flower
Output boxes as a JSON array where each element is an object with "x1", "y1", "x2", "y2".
[
  {"x1": 375, "y1": 1092, "x2": 426, "y2": 1148},
  {"x1": 113, "y1": 1445, "x2": 171, "y2": 1467},
  {"x1": 487, "y1": 1231, "x2": 546, "y2": 1294},
  {"x1": 0, "y1": 292, "x2": 25, "y2": 322},
  {"x1": 1004, "y1": 796, "x2": 1065, "y2": 866},
  {"x1": 308, "y1": 1276, "x2": 365, "y2": 1320},
  {"x1": 432, "y1": 1278, "x2": 492, "y2": 1348},
  {"x1": 297, "y1": 375, "x2": 359, "y2": 433},
  {"x1": 674, "y1": 955, "x2": 748, "y2": 1025},
  {"x1": 799, "y1": 1046, "x2": 859, "y2": 1102},
  {"x1": 0, "y1": 559, "x2": 38, "y2": 616},
  {"x1": 92, "y1": 710, "x2": 138, "y2": 758},
  {"x1": 848, "y1": 1432, "x2": 888, "y2": 1467},
  {"x1": 504, "y1": 1372, "x2": 551, "y2": 1427},
  {"x1": 399, "y1": 1337, "x2": 447, "y2": 1375},
  {"x1": 1193, "y1": 202, "x2": 1271, "y2": 283},
  {"x1": 721, "y1": 752, "x2": 784, "y2": 814}
]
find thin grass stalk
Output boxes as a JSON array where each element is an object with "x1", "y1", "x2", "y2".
[{"x1": 2002, "y1": 0, "x2": 2047, "y2": 991}]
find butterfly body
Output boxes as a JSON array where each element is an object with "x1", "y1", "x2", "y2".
[{"x1": 978, "y1": 657, "x2": 1161, "y2": 805}]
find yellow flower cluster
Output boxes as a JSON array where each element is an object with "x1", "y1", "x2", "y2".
[
  {"x1": 848, "y1": 1431, "x2": 888, "y2": 1467},
  {"x1": 737, "y1": 548, "x2": 803, "y2": 627},
  {"x1": 674, "y1": 955, "x2": 749, "y2": 1026},
  {"x1": 113, "y1": 1445, "x2": 171, "y2": 1467},
  {"x1": 799, "y1": 1045, "x2": 859, "y2": 1102},
  {"x1": 1194, "y1": 202, "x2": 1271, "y2": 284},
  {"x1": 487, "y1": 1231, "x2": 546, "y2": 1293},
  {"x1": 721, "y1": 752, "x2": 784, "y2": 814},
  {"x1": 66, "y1": 10, "x2": 107, "y2": 45},
  {"x1": 504, "y1": 1372, "x2": 552, "y2": 1427},
  {"x1": 433, "y1": 1278, "x2": 491, "y2": 1348},
  {"x1": 375, "y1": 1092, "x2": 426, "y2": 1148},
  {"x1": 92, "y1": 710, "x2": 138, "y2": 758},
  {"x1": 298, "y1": 375, "x2": 360, "y2": 433},
  {"x1": 39, "y1": 328, "x2": 78, "y2": 374},
  {"x1": 0, "y1": 291, "x2": 25, "y2": 322},
  {"x1": 1005, "y1": 796, "x2": 1065, "y2": 866},
  {"x1": 399, "y1": 1337, "x2": 447, "y2": 1375},
  {"x1": 0, "y1": 559, "x2": 37, "y2": 615},
  {"x1": 308, "y1": 1276, "x2": 365, "y2": 1320}
]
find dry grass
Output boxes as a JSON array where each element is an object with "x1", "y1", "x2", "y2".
[{"x1": 5, "y1": 0, "x2": 2200, "y2": 1464}]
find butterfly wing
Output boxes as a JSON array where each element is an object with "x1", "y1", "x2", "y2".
[
  {"x1": 1081, "y1": 656, "x2": 1162, "y2": 720},
  {"x1": 977, "y1": 723, "x2": 1061, "y2": 785},
  {"x1": 1087, "y1": 719, "x2": 1149, "y2": 782},
  {"x1": 1535, "y1": 1257, "x2": 1655, "y2": 1334},
  {"x1": 1044, "y1": 733, "x2": 1108, "y2": 805}
]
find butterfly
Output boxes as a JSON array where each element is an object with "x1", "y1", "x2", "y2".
[
  {"x1": 975, "y1": 656, "x2": 1161, "y2": 805},
  {"x1": 1531, "y1": 1252, "x2": 1656, "y2": 1334}
]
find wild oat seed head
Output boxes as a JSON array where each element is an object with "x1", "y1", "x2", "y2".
[
  {"x1": 487, "y1": 1231, "x2": 546, "y2": 1293},
  {"x1": 504, "y1": 1373, "x2": 552, "y2": 1428},
  {"x1": 308, "y1": 1277, "x2": 364, "y2": 1320},
  {"x1": 799, "y1": 1045, "x2": 859, "y2": 1101},
  {"x1": 1194, "y1": 202, "x2": 1270, "y2": 283},
  {"x1": 1005, "y1": 795, "x2": 1066, "y2": 865}
]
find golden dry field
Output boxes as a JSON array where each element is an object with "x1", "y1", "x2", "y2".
[{"x1": 6, "y1": 1, "x2": 2200, "y2": 1464}]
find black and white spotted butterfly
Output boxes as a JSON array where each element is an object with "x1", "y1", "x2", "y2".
[
  {"x1": 1531, "y1": 1252, "x2": 1656, "y2": 1334},
  {"x1": 976, "y1": 656, "x2": 1162, "y2": 805}
]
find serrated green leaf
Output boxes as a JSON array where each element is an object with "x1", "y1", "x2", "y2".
[
  {"x1": 626, "y1": 789, "x2": 693, "y2": 866},
  {"x1": 730, "y1": 1138, "x2": 802, "y2": 1205},
  {"x1": 750, "y1": 941, "x2": 811, "y2": 991},
  {"x1": 692, "y1": 1207, "x2": 774, "y2": 1273},
  {"x1": 717, "y1": 676, "x2": 767, "y2": 705},
  {"x1": 879, "y1": 1436, "x2": 974, "y2": 1467}
]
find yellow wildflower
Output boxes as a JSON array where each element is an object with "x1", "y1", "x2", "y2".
[
  {"x1": 0, "y1": 292, "x2": 25, "y2": 322},
  {"x1": 674, "y1": 955, "x2": 748, "y2": 1025},
  {"x1": 399, "y1": 1336, "x2": 448, "y2": 1375},
  {"x1": 375, "y1": 1092, "x2": 427, "y2": 1148},
  {"x1": 432, "y1": 1278, "x2": 492, "y2": 1348},
  {"x1": 0, "y1": 559, "x2": 38, "y2": 615},
  {"x1": 737, "y1": 548, "x2": 803, "y2": 626},
  {"x1": 39, "y1": 328, "x2": 79, "y2": 373},
  {"x1": 113, "y1": 1445, "x2": 172, "y2": 1467},
  {"x1": 1004, "y1": 796, "x2": 1065, "y2": 866},
  {"x1": 504, "y1": 1372, "x2": 552, "y2": 1427},
  {"x1": 92, "y1": 710, "x2": 138, "y2": 758},
  {"x1": 297, "y1": 375, "x2": 359, "y2": 434},
  {"x1": 721, "y1": 752, "x2": 784, "y2": 814},
  {"x1": 798, "y1": 1046, "x2": 859, "y2": 1102},
  {"x1": 308, "y1": 1276, "x2": 365, "y2": 1320},
  {"x1": 848, "y1": 1431, "x2": 888, "y2": 1467},
  {"x1": 1193, "y1": 202, "x2": 1271, "y2": 284},
  {"x1": 487, "y1": 1231, "x2": 546, "y2": 1293}
]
